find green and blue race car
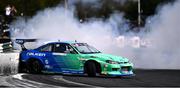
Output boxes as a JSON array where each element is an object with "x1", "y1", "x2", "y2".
[{"x1": 17, "y1": 39, "x2": 134, "y2": 77}]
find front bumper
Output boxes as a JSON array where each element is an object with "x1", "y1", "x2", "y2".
[
  {"x1": 101, "y1": 63, "x2": 134, "y2": 76},
  {"x1": 106, "y1": 71, "x2": 134, "y2": 76}
]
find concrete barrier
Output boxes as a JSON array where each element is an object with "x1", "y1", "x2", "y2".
[{"x1": 0, "y1": 52, "x2": 19, "y2": 75}]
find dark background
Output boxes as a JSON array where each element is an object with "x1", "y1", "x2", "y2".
[{"x1": 0, "y1": 0, "x2": 175, "y2": 27}]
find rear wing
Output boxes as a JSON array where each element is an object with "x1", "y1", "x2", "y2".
[{"x1": 15, "y1": 39, "x2": 37, "y2": 51}]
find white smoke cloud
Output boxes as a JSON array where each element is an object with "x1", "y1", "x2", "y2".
[
  {"x1": 11, "y1": 7, "x2": 128, "y2": 50},
  {"x1": 142, "y1": 0, "x2": 180, "y2": 69},
  {"x1": 114, "y1": 0, "x2": 180, "y2": 69},
  {"x1": 11, "y1": 0, "x2": 180, "y2": 69}
]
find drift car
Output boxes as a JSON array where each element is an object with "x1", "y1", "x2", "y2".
[{"x1": 16, "y1": 39, "x2": 134, "y2": 77}]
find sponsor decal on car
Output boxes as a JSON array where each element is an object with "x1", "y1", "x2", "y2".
[{"x1": 27, "y1": 52, "x2": 46, "y2": 57}]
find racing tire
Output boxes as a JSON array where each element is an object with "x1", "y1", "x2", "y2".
[
  {"x1": 28, "y1": 60, "x2": 43, "y2": 74},
  {"x1": 86, "y1": 62, "x2": 97, "y2": 77},
  {"x1": 18, "y1": 61, "x2": 27, "y2": 73}
]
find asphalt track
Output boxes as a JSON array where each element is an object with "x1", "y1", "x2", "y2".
[{"x1": 20, "y1": 69, "x2": 180, "y2": 87}]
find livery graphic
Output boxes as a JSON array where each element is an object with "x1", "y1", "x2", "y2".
[{"x1": 17, "y1": 39, "x2": 134, "y2": 77}]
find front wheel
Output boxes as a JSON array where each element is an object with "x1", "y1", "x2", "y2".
[
  {"x1": 28, "y1": 60, "x2": 43, "y2": 74},
  {"x1": 86, "y1": 62, "x2": 97, "y2": 77}
]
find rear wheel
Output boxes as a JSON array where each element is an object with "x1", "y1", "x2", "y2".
[
  {"x1": 18, "y1": 60, "x2": 27, "y2": 73},
  {"x1": 28, "y1": 60, "x2": 42, "y2": 74},
  {"x1": 86, "y1": 62, "x2": 97, "y2": 77}
]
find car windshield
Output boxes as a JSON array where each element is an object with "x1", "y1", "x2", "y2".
[{"x1": 71, "y1": 43, "x2": 101, "y2": 54}]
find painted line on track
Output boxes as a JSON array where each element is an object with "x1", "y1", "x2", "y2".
[
  {"x1": 12, "y1": 74, "x2": 60, "y2": 88},
  {"x1": 53, "y1": 76, "x2": 97, "y2": 87}
]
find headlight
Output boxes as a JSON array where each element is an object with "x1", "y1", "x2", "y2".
[{"x1": 106, "y1": 60, "x2": 118, "y2": 64}]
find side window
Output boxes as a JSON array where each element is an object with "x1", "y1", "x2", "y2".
[
  {"x1": 54, "y1": 43, "x2": 67, "y2": 53},
  {"x1": 53, "y1": 43, "x2": 78, "y2": 54},
  {"x1": 68, "y1": 46, "x2": 78, "y2": 54},
  {"x1": 40, "y1": 44, "x2": 52, "y2": 52}
]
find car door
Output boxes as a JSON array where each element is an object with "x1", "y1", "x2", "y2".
[
  {"x1": 38, "y1": 44, "x2": 57, "y2": 71},
  {"x1": 52, "y1": 43, "x2": 81, "y2": 72}
]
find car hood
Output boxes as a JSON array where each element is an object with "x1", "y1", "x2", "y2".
[{"x1": 82, "y1": 53, "x2": 129, "y2": 62}]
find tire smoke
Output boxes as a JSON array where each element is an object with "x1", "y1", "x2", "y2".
[{"x1": 10, "y1": 0, "x2": 180, "y2": 69}]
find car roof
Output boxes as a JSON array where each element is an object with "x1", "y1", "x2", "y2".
[
  {"x1": 46, "y1": 41, "x2": 80, "y2": 45},
  {"x1": 36, "y1": 41, "x2": 76, "y2": 49}
]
